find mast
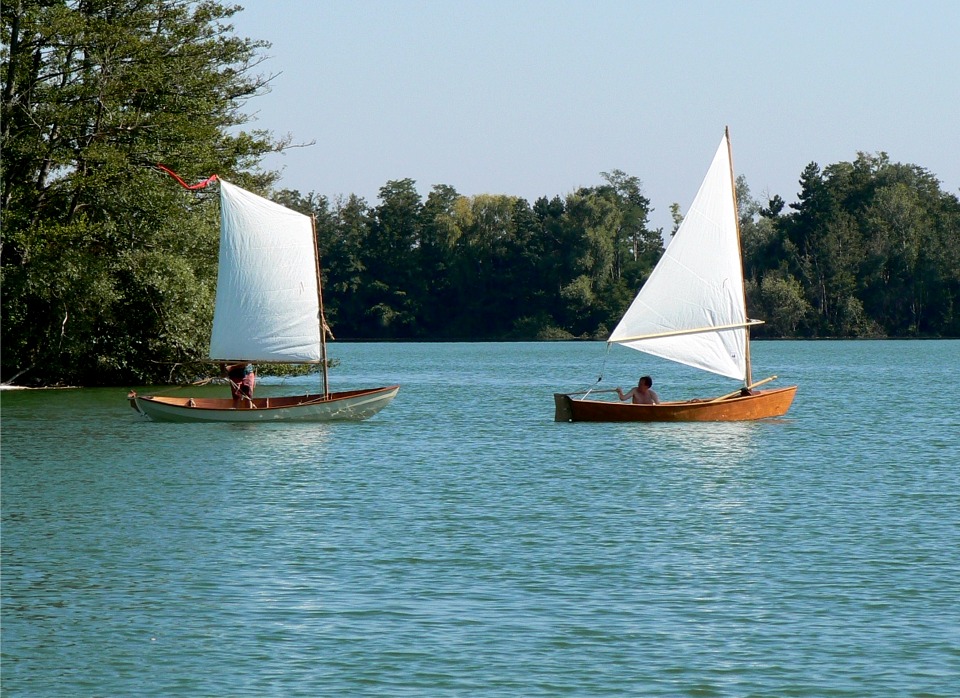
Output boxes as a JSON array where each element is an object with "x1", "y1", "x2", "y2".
[
  {"x1": 726, "y1": 126, "x2": 753, "y2": 387},
  {"x1": 310, "y1": 214, "x2": 330, "y2": 398}
]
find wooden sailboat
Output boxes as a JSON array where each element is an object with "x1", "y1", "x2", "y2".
[
  {"x1": 129, "y1": 178, "x2": 398, "y2": 422},
  {"x1": 555, "y1": 129, "x2": 797, "y2": 422}
]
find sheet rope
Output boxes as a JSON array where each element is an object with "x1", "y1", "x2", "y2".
[{"x1": 578, "y1": 343, "x2": 612, "y2": 399}]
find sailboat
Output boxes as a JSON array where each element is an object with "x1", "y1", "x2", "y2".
[
  {"x1": 129, "y1": 177, "x2": 399, "y2": 422},
  {"x1": 554, "y1": 128, "x2": 797, "y2": 422}
]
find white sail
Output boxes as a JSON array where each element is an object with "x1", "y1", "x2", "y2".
[
  {"x1": 209, "y1": 180, "x2": 323, "y2": 363},
  {"x1": 608, "y1": 133, "x2": 753, "y2": 381}
]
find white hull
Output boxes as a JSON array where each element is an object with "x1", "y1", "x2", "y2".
[{"x1": 130, "y1": 386, "x2": 399, "y2": 423}]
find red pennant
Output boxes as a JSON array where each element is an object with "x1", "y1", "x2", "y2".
[{"x1": 157, "y1": 164, "x2": 218, "y2": 190}]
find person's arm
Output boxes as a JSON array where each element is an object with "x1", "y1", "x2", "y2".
[{"x1": 651, "y1": 390, "x2": 660, "y2": 405}]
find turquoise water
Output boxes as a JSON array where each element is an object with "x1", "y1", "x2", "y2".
[{"x1": 3, "y1": 341, "x2": 959, "y2": 696}]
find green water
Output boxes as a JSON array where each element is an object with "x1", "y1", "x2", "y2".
[{"x1": 3, "y1": 341, "x2": 959, "y2": 696}]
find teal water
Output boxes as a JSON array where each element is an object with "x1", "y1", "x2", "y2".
[{"x1": 2, "y1": 341, "x2": 959, "y2": 696}]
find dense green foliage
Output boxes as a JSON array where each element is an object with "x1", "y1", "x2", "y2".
[
  {"x1": 277, "y1": 160, "x2": 959, "y2": 345},
  {"x1": 275, "y1": 171, "x2": 662, "y2": 344},
  {"x1": 739, "y1": 155, "x2": 960, "y2": 338},
  {"x1": 3, "y1": 4, "x2": 958, "y2": 387},
  {"x1": 2, "y1": 0, "x2": 280, "y2": 386}
]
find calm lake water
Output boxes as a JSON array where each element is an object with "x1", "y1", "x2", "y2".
[{"x1": 3, "y1": 341, "x2": 959, "y2": 696}]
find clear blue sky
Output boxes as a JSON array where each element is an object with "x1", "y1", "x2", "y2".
[{"x1": 229, "y1": 0, "x2": 959, "y2": 233}]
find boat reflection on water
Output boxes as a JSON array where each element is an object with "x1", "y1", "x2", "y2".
[{"x1": 621, "y1": 420, "x2": 764, "y2": 469}]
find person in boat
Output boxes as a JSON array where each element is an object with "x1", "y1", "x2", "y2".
[
  {"x1": 616, "y1": 376, "x2": 660, "y2": 405},
  {"x1": 221, "y1": 362, "x2": 256, "y2": 402}
]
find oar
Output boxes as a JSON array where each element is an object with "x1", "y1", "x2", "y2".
[
  {"x1": 565, "y1": 388, "x2": 620, "y2": 396},
  {"x1": 708, "y1": 375, "x2": 778, "y2": 402}
]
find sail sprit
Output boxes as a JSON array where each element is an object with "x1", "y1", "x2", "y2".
[{"x1": 609, "y1": 319, "x2": 764, "y2": 345}]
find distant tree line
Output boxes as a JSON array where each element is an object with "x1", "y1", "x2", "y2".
[
  {"x1": 3, "y1": 1, "x2": 959, "y2": 387},
  {"x1": 276, "y1": 155, "x2": 960, "y2": 344},
  {"x1": 273, "y1": 171, "x2": 662, "y2": 343}
]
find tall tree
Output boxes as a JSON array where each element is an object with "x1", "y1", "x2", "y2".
[
  {"x1": 2, "y1": 0, "x2": 279, "y2": 385},
  {"x1": 781, "y1": 162, "x2": 860, "y2": 334},
  {"x1": 363, "y1": 178, "x2": 422, "y2": 336},
  {"x1": 417, "y1": 184, "x2": 462, "y2": 336},
  {"x1": 450, "y1": 193, "x2": 520, "y2": 337},
  {"x1": 325, "y1": 193, "x2": 373, "y2": 337},
  {"x1": 558, "y1": 173, "x2": 659, "y2": 336}
]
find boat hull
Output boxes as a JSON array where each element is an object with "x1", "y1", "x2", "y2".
[
  {"x1": 555, "y1": 386, "x2": 797, "y2": 422},
  {"x1": 130, "y1": 386, "x2": 399, "y2": 423}
]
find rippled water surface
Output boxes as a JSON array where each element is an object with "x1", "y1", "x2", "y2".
[{"x1": 3, "y1": 341, "x2": 959, "y2": 696}]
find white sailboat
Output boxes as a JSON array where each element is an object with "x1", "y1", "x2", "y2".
[
  {"x1": 555, "y1": 128, "x2": 797, "y2": 422},
  {"x1": 130, "y1": 178, "x2": 398, "y2": 422}
]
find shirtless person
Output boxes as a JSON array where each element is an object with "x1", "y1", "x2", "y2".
[{"x1": 616, "y1": 375, "x2": 660, "y2": 405}]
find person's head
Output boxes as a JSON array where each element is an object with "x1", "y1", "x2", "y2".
[{"x1": 639, "y1": 376, "x2": 653, "y2": 389}]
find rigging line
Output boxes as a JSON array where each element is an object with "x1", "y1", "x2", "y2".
[
  {"x1": 596, "y1": 342, "x2": 611, "y2": 383},
  {"x1": 581, "y1": 344, "x2": 612, "y2": 399}
]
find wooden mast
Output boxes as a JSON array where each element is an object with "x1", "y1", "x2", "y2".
[
  {"x1": 310, "y1": 214, "x2": 330, "y2": 399},
  {"x1": 726, "y1": 126, "x2": 753, "y2": 388}
]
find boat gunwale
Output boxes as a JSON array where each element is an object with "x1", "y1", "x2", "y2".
[{"x1": 135, "y1": 385, "x2": 399, "y2": 411}]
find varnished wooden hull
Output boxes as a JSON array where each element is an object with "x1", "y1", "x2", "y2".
[
  {"x1": 555, "y1": 386, "x2": 797, "y2": 422},
  {"x1": 130, "y1": 385, "x2": 399, "y2": 423}
]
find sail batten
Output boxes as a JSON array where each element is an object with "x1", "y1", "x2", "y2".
[
  {"x1": 209, "y1": 180, "x2": 323, "y2": 363},
  {"x1": 608, "y1": 132, "x2": 752, "y2": 382}
]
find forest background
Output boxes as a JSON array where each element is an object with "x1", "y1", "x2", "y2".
[{"x1": 3, "y1": 1, "x2": 959, "y2": 387}]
